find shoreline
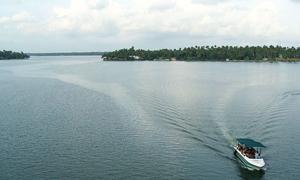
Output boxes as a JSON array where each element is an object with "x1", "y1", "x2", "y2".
[
  {"x1": 0, "y1": 57, "x2": 29, "y2": 61},
  {"x1": 102, "y1": 46, "x2": 300, "y2": 63},
  {"x1": 102, "y1": 59, "x2": 300, "y2": 63}
]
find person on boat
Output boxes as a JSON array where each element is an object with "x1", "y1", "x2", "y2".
[
  {"x1": 255, "y1": 152, "x2": 259, "y2": 159},
  {"x1": 238, "y1": 144, "x2": 243, "y2": 151}
]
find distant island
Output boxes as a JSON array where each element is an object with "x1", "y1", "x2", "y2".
[
  {"x1": 29, "y1": 52, "x2": 105, "y2": 56},
  {"x1": 103, "y1": 46, "x2": 300, "y2": 62},
  {"x1": 0, "y1": 50, "x2": 30, "y2": 60}
]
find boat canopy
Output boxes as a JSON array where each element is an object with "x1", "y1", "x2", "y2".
[{"x1": 236, "y1": 138, "x2": 266, "y2": 148}]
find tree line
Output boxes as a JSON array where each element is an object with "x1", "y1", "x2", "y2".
[
  {"x1": 0, "y1": 50, "x2": 30, "y2": 60},
  {"x1": 102, "y1": 46, "x2": 300, "y2": 61}
]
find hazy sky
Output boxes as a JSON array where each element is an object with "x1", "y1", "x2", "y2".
[{"x1": 0, "y1": 0, "x2": 300, "y2": 52}]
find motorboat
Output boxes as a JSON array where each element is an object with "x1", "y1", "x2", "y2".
[{"x1": 233, "y1": 138, "x2": 266, "y2": 171}]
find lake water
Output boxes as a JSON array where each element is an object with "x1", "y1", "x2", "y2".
[{"x1": 0, "y1": 56, "x2": 299, "y2": 179}]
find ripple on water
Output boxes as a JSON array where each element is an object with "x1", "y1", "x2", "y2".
[{"x1": 136, "y1": 90, "x2": 234, "y2": 163}]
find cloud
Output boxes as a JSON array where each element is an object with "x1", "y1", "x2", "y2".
[
  {"x1": 0, "y1": 11, "x2": 39, "y2": 34},
  {"x1": 0, "y1": 0, "x2": 300, "y2": 52},
  {"x1": 46, "y1": 0, "x2": 285, "y2": 39},
  {"x1": 148, "y1": 0, "x2": 177, "y2": 11},
  {"x1": 191, "y1": 0, "x2": 228, "y2": 4},
  {"x1": 0, "y1": 11, "x2": 33, "y2": 24},
  {"x1": 47, "y1": 0, "x2": 118, "y2": 37}
]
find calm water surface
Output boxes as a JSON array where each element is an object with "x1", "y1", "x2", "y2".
[{"x1": 0, "y1": 56, "x2": 299, "y2": 179}]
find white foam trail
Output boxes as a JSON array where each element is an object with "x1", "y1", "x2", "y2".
[{"x1": 211, "y1": 83, "x2": 266, "y2": 147}]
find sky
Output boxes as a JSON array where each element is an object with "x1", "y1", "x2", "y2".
[{"x1": 0, "y1": 0, "x2": 300, "y2": 52}]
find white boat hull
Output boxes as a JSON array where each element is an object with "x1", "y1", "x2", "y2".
[{"x1": 234, "y1": 146, "x2": 266, "y2": 171}]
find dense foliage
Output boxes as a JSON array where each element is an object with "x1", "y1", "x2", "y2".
[
  {"x1": 0, "y1": 50, "x2": 29, "y2": 60},
  {"x1": 103, "y1": 46, "x2": 300, "y2": 61}
]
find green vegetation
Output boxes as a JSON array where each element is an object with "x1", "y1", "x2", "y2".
[
  {"x1": 103, "y1": 46, "x2": 300, "y2": 62},
  {"x1": 0, "y1": 50, "x2": 29, "y2": 60}
]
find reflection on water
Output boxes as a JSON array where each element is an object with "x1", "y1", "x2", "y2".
[
  {"x1": 0, "y1": 57, "x2": 300, "y2": 179},
  {"x1": 235, "y1": 157, "x2": 265, "y2": 180}
]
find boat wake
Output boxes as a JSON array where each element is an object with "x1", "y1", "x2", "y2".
[
  {"x1": 1, "y1": 60, "x2": 156, "y2": 136},
  {"x1": 136, "y1": 86, "x2": 236, "y2": 161},
  {"x1": 244, "y1": 89, "x2": 300, "y2": 142}
]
